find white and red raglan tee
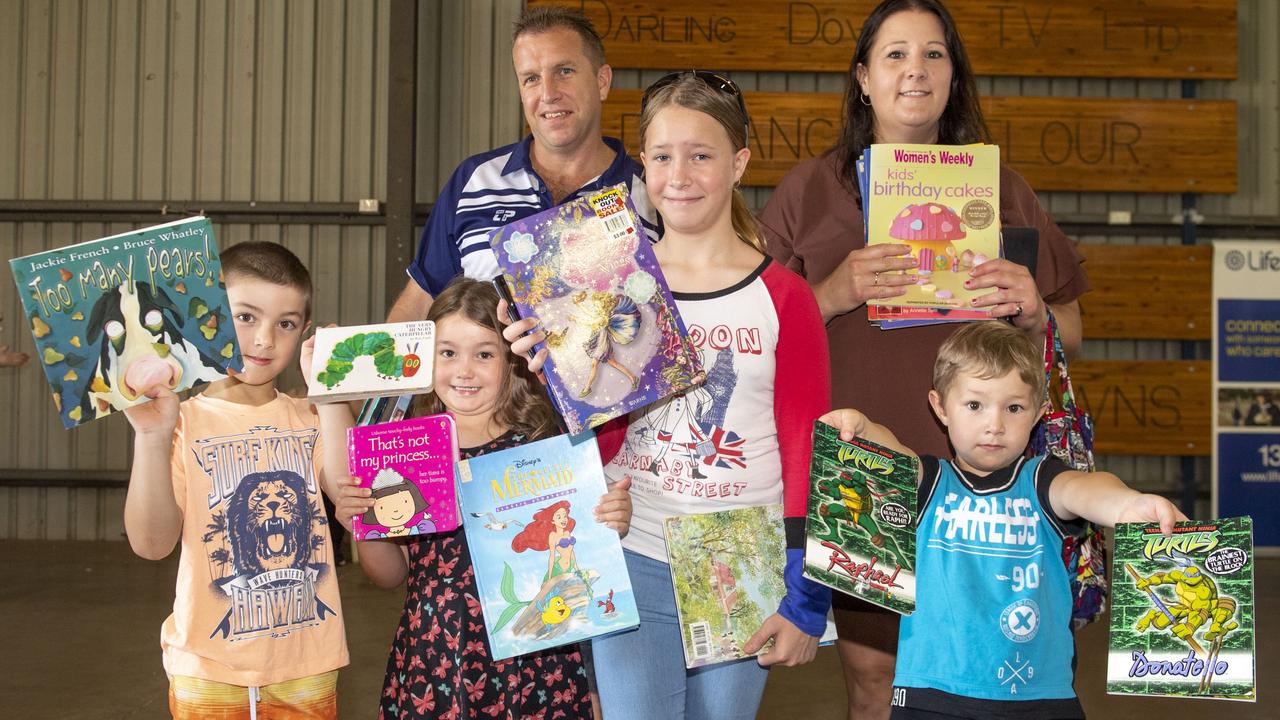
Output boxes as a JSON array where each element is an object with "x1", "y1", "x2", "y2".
[{"x1": 602, "y1": 256, "x2": 832, "y2": 634}]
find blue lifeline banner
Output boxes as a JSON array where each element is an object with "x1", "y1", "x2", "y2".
[{"x1": 1212, "y1": 241, "x2": 1280, "y2": 552}]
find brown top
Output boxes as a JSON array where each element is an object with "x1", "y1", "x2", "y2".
[{"x1": 760, "y1": 154, "x2": 1091, "y2": 457}]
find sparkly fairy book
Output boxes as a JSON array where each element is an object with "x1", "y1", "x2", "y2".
[
  {"x1": 862, "y1": 143, "x2": 1001, "y2": 314},
  {"x1": 306, "y1": 321, "x2": 434, "y2": 403},
  {"x1": 7, "y1": 216, "x2": 240, "y2": 428},
  {"x1": 346, "y1": 414, "x2": 459, "y2": 542},
  {"x1": 456, "y1": 433, "x2": 639, "y2": 661},
  {"x1": 489, "y1": 183, "x2": 704, "y2": 435},
  {"x1": 803, "y1": 421, "x2": 919, "y2": 615},
  {"x1": 1107, "y1": 517, "x2": 1256, "y2": 701}
]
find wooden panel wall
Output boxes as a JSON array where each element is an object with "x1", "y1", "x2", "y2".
[
  {"x1": 602, "y1": 91, "x2": 1238, "y2": 192},
  {"x1": 532, "y1": 0, "x2": 1238, "y2": 78}
]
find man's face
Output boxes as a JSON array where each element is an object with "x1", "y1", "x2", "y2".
[{"x1": 512, "y1": 27, "x2": 611, "y2": 155}]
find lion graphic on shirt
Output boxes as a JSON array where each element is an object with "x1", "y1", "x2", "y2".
[{"x1": 227, "y1": 470, "x2": 315, "y2": 577}]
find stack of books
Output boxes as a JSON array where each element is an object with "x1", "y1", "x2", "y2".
[{"x1": 859, "y1": 143, "x2": 1001, "y2": 329}]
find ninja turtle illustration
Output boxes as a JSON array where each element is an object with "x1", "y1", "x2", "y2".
[
  {"x1": 817, "y1": 469, "x2": 912, "y2": 572},
  {"x1": 1131, "y1": 557, "x2": 1239, "y2": 647}
]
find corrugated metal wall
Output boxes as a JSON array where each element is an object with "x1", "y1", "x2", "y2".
[{"x1": 2, "y1": 0, "x2": 1276, "y2": 537}]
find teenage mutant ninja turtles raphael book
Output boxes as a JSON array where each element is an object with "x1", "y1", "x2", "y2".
[
  {"x1": 803, "y1": 421, "x2": 918, "y2": 615},
  {"x1": 1106, "y1": 517, "x2": 1255, "y2": 701}
]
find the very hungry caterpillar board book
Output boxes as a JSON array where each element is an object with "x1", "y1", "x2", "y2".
[
  {"x1": 489, "y1": 183, "x2": 703, "y2": 435},
  {"x1": 307, "y1": 321, "x2": 434, "y2": 403},
  {"x1": 456, "y1": 432, "x2": 639, "y2": 660},
  {"x1": 8, "y1": 216, "x2": 240, "y2": 428},
  {"x1": 1107, "y1": 517, "x2": 1255, "y2": 701}
]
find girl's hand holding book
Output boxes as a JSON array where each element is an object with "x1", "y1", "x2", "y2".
[
  {"x1": 333, "y1": 476, "x2": 373, "y2": 532},
  {"x1": 742, "y1": 613, "x2": 818, "y2": 668},
  {"x1": 497, "y1": 298, "x2": 549, "y2": 378},
  {"x1": 594, "y1": 476, "x2": 633, "y2": 538}
]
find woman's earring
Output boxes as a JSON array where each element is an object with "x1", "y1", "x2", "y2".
[{"x1": 859, "y1": 92, "x2": 872, "y2": 106}]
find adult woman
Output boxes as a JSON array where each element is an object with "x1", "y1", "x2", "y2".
[{"x1": 758, "y1": 1, "x2": 1090, "y2": 718}]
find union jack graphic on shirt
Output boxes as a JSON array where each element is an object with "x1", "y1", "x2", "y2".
[{"x1": 685, "y1": 424, "x2": 747, "y2": 469}]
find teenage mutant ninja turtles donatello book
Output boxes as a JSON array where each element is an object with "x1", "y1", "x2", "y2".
[
  {"x1": 803, "y1": 421, "x2": 919, "y2": 615},
  {"x1": 1106, "y1": 517, "x2": 1255, "y2": 701},
  {"x1": 456, "y1": 433, "x2": 639, "y2": 661}
]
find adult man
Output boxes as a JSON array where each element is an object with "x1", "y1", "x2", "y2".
[{"x1": 387, "y1": 7, "x2": 657, "y2": 323}]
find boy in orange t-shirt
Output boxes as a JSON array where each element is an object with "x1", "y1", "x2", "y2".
[{"x1": 124, "y1": 241, "x2": 352, "y2": 719}]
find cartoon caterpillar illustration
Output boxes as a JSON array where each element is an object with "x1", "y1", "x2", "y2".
[{"x1": 315, "y1": 332, "x2": 414, "y2": 388}]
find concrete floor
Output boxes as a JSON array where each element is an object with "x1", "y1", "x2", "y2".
[{"x1": 1, "y1": 540, "x2": 1274, "y2": 719}]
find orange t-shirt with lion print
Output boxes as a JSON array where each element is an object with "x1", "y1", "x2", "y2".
[{"x1": 160, "y1": 390, "x2": 348, "y2": 686}]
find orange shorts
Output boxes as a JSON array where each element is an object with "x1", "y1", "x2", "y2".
[{"x1": 168, "y1": 671, "x2": 338, "y2": 720}]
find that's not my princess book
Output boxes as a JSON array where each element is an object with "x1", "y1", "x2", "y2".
[
  {"x1": 1107, "y1": 517, "x2": 1255, "y2": 701},
  {"x1": 862, "y1": 143, "x2": 1000, "y2": 315},
  {"x1": 8, "y1": 216, "x2": 241, "y2": 428},
  {"x1": 489, "y1": 183, "x2": 704, "y2": 435},
  {"x1": 307, "y1": 321, "x2": 435, "y2": 403},
  {"x1": 347, "y1": 414, "x2": 459, "y2": 541},
  {"x1": 804, "y1": 421, "x2": 919, "y2": 615},
  {"x1": 456, "y1": 433, "x2": 639, "y2": 661}
]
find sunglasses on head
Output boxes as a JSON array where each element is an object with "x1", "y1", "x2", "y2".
[{"x1": 641, "y1": 70, "x2": 750, "y2": 134}]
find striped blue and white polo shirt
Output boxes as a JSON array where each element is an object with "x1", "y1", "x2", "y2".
[{"x1": 407, "y1": 135, "x2": 659, "y2": 297}]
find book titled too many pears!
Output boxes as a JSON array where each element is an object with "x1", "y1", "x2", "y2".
[
  {"x1": 1107, "y1": 517, "x2": 1255, "y2": 701},
  {"x1": 456, "y1": 433, "x2": 639, "y2": 661},
  {"x1": 7, "y1": 216, "x2": 240, "y2": 428}
]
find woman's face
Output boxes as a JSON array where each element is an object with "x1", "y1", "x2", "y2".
[
  {"x1": 856, "y1": 9, "x2": 954, "y2": 144},
  {"x1": 641, "y1": 104, "x2": 749, "y2": 237},
  {"x1": 552, "y1": 506, "x2": 569, "y2": 530}
]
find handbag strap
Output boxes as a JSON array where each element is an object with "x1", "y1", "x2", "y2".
[{"x1": 1043, "y1": 310, "x2": 1081, "y2": 416}]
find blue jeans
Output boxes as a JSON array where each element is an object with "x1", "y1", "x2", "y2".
[{"x1": 590, "y1": 550, "x2": 769, "y2": 720}]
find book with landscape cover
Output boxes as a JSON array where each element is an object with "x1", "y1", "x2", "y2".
[
  {"x1": 1106, "y1": 517, "x2": 1255, "y2": 701},
  {"x1": 804, "y1": 421, "x2": 919, "y2": 615},
  {"x1": 489, "y1": 183, "x2": 703, "y2": 435},
  {"x1": 347, "y1": 414, "x2": 459, "y2": 541},
  {"x1": 7, "y1": 216, "x2": 240, "y2": 428},
  {"x1": 456, "y1": 433, "x2": 639, "y2": 660},
  {"x1": 307, "y1": 321, "x2": 435, "y2": 403},
  {"x1": 664, "y1": 504, "x2": 837, "y2": 668}
]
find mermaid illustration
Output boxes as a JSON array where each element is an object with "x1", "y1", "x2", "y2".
[
  {"x1": 574, "y1": 290, "x2": 642, "y2": 398},
  {"x1": 499, "y1": 500, "x2": 600, "y2": 639},
  {"x1": 512, "y1": 500, "x2": 579, "y2": 581}
]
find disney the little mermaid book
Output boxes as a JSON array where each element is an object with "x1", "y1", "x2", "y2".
[
  {"x1": 307, "y1": 321, "x2": 435, "y2": 403},
  {"x1": 489, "y1": 183, "x2": 704, "y2": 435},
  {"x1": 347, "y1": 414, "x2": 459, "y2": 542},
  {"x1": 456, "y1": 433, "x2": 639, "y2": 661}
]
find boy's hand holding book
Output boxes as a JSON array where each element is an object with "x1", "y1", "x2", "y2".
[{"x1": 123, "y1": 385, "x2": 181, "y2": 441}]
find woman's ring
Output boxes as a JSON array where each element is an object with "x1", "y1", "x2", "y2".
[
  {"x1": 873, "y1": 272, "x2": 881, "y2": 286},
  {"x1": 1015, "y1": 304, "x2": 1024, "y2": 317}
]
